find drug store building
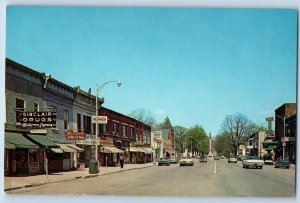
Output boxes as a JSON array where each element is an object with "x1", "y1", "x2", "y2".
[{"x1": 4, "y1": 59, "x2": 84, "y2": 175}]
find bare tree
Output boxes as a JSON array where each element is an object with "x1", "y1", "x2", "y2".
[
  {"x1": 129, "y1": 108, "x2": 157, "y2": 128},
  {"x1": 220, "y1": 113, "x2": 253, "y2": 155}
]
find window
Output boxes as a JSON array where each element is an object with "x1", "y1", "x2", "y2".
[
  {"x1": 33, "y1": 102, "x2": 39, "y2": 112},
  {"x1": 83, "y1": 115, "x2": 91, "y2": 134},
  {"x1": 113, "y1": 122, "x2": 119, "y2": 136},
  {"x1": 64, "y1": 110, "x2": 69, "y2": 130},
  {"x1": 122, "y1": 125, "x2": 127, "y2": 137},
  {"x1": 136, "y1": 133, "x2": 139, "y2": 141},
  {"x1": 130, "y1": 127, "x2": 135, "y2": 139},
  {"x1": 77, "y1": 114, "x2": 81, "y2": 132},
  {"x1": 143, "y1": 133, "x2": 146, "y2": 143},
  {"x1": 16, "y1": 98, "x2": 25, "y2": 112}
]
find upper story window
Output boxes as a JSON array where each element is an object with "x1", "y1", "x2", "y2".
[
  {"x1": 83, "y1": 115, "x2": 91, "y2": 134},
  {"x1": 113, "y1": 122, "x2": 119, "y2": 136},
  {"x1": 63, "y1": 110, "x2": 69, "y2": 130},
  {"x1": 16, "y1": 97, "x2": 25, "y2": 112},
  {"x1": 130, "y1": 127, "x2": 135, "y2": 139},
  {"x1": 77, "y1": 114, "x2": 81, "y2": 132},
  {"x1": 122, "y1": 125, "x2": 127, "y2": 137},
  {"x1": 33, "y1": 102, "x2": 39, "y2": 112}
]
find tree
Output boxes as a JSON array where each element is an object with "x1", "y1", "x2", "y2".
[
  {"x1": 173, "y1": 125, "x2": 188, "y2": 154},
  {"x1": 214, "y1": 134, "x2": 232, "y2": 156},
  {"x1": 186, "y1": 125, "x2": 209, "y2": 157},
  {"x1": 129, "y1": 108, "x2": 157, "y2": 128},
  {"x1": 220, "y1": 113, "x2": 253, "y2": 156}
]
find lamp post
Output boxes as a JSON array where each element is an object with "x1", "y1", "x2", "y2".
[
  {"x1": 94, "y1": 80, "x2": 121, "y2": 167},
  {"x1": 275, "y1": 115, "x2": 286, "y2": 159}
]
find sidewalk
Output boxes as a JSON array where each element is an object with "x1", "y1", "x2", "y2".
[{"x1": 4, "y1": 162, "x2": 156, "y2": 192}]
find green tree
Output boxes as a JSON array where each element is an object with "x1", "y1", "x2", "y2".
[{"x1": 186, "y1": 125, "x2": 209, "y2": 157}]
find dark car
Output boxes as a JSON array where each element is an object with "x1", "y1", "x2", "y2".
[
  {"x1": 213, "y1": 156, "x2": 220, "y2": 160},
  {"x1": 169, "y1": 157, "x2": 179, "y2": 164},
  {"x1": 199, "y1": 156, "x2": 207, "y2": 163},
  {"x1": 275, "y1": 157, "x2": 290, "y2": 169},
  {"x1": 158, "y1": 157, "x2": 170, "y2": 166}
]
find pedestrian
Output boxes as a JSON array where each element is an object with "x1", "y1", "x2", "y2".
[{"x1": 120, "y1": 154, "x2": 124, "y2": 169}]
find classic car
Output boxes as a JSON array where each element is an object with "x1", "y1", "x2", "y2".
[
  {"x1": 228, "y1": 155, "x2": 238, "y2": 163},
  {"x1": 179, "y1": 157, "x2": 194, "y2": 166},
  {"x1": 264, "y1": 158, "x2": 274, "y2": 165},
  {"x1": 199, "y1": 155, "x2": 207, "y2": 163},
  {"x1": 242, "y1": 156, "x2": 264, "y2": 169},
  {"x1": 275, "y1": 157, "x2": 290, "y2": 169},
  {"x1": 213, "y1": 155, "x2": 220, "y2": 160},
  {"x1": 169, "y1": 157, "x2": 179, "y2": 164},
  {"x1": 158, "y1": 157, "x2": 170, "y2": 166},
  {"x1": 238, "y1": 155, "x2": 247, "y2": 161}
]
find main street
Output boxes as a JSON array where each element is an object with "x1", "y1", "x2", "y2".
[{"x1": 9, "y1": 158, "x2": 295, "y2": 197}]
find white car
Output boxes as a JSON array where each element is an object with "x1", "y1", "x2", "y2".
[
  {"x1": 179, "y1": 157, "x2": 194, "y2": 166},
  {"x1": 242, "y1": 156, "x2": 264, "y2": 169},
  {"x1": 228, "y1": 156, "x2": 238, "y2": 163}
]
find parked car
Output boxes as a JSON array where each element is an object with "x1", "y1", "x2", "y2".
[
  {"x1": 242, "y1": 156, "x2": 264, "y2": 169},
  {"x1": 199, "y1": 155, "x2": 207, "y2": 163},
  {"x1": 158, "y1": 158, "x2": 170, "y2": 166},
  {"x1": 213, "y1": 156, "x2": 220, "y2": 160},
  {"x1": 275, "y1": 157, "x2": 290, "y2": 169},
  {"x1": 264, "y1": 159, "x2": 274, "y2": 165},
  {"x1": 238, "y1": 155, "x2": 247, "y2": 161},
  {"x1": 228, "y1": 155, "x2": 238, "y2": 163},
  {"x1": 179, "y1": 157, "x2": 194, "y2": 166},
  {"x1": 169, "y1": 157, "x2": 178, "y2": 164},
  {"x1": 220, "y1": 155, "x2": 226, "y2": 159}
]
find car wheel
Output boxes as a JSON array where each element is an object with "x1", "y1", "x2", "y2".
[
  {"x1": 286, "y1": 166, "x2": 290, "y2": 169},
  {"x1": 260, "y1": 166, "x2": 263, "y2": 169},
  {"x1": 242, "y1": 165, "x2": 245, "y2": 168}
]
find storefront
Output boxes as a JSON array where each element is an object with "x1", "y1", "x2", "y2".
[
  {"x1": 5, "y1": 132, "x2": 40, "y2": 175},
  {"x1": 57, "y1": 144, "x2": 78, "y2": 171},
  {"x1": 99, "y1": 145, "x2": 124, "y2": 166}
]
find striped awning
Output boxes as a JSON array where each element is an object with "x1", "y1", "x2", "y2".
[
  {"x1": 67, "y1": 144, "x2": 85, "y2": 152},
  {"x1": 57, "y1": 144, "x2": 77, "y2": 153},
  {"x1": 100, "y1": 146, "x2": 124, "y2": 153}
]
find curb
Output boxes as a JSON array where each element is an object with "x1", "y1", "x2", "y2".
[{"x1": 5, "y1": 165, "x2": 155, "y2": 192}]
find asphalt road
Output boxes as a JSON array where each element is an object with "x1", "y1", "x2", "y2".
[{"x1": 9, "y1": 158, "x2": 295, "y2": 197}]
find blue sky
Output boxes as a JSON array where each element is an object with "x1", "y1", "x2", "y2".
[{"x1": 6, "y1": 7, "x2": 297, "y2": 136}]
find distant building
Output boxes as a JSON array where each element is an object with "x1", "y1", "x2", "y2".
[
  {"x1": 246, "y1": 131, "x2": 267, "y2": 158},
  {"x1": 274, "y1": 103, "x2": 296, "y2": 162}
]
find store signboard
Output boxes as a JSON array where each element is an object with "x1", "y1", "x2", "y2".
[
  {"x1": 65, "y1": 130, "x2": 86, "y2": 140},
  {"x1": 92, "y1": 116, "x2": 108, "y2": 124},
  {"x1": 16, "y1": 111, "x2": 56, "y2": 128}
]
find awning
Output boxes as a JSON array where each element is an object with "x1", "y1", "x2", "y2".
[
  {"x1": 143, "y1": 148, "x2": 154, "y2": 154},
  {"x1": 50, "y1": 148, "x2": 63, "y2": 153},
  {"x1": 67, "y1": 144, "x2": 85, "y2": 152},
  {"x1": 5, "y1": 141, "x2": 16, "y2": 149},
  {"x1": 26, "y1": 134, "x2": 58, "y2": 148},
  {"x1": 5, "y1": 132, "x2": 39, "y2": 149},
  {"x1": 57, "y1": 144, "x2": 77, "y2": 153},
  {"x1": 100, "y1": 146, "x2": 124, "y2": 154},
  {"x1": 165, "y1": 149, "x2": 174, "y2": 154},
  {"x1": 262, "y1": 141, "x2": 280, "y2": 145},
  {"x1": 130, "y1": 147, "x2": 140, "y2": 152}
]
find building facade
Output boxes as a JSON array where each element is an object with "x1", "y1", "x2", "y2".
[{"x1": 274, "y1": 103, "x2": 296, "y2": 162}]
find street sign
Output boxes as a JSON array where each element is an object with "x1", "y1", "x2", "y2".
[
  {"x1": 281, "y1": 137, "x2": 286, "y2": 143},
  {"x1": 92, "y1": 116, "x2": 108, "y2": 124}
]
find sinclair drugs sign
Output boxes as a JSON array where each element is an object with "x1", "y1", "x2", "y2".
[{"x1": 16, "y1": 111, "x2": 57, "y2": 128}]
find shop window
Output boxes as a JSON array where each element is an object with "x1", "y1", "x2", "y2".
[{"x1": 29, "y1": 149, "x2": 38, "y2": 168}]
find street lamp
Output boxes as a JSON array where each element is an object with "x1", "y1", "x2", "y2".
[
  {"x1": 95, "y1": 80, "x2": 122, "y2": 168},
  {"x1": 275, "y1": 115, "x2": 286, "y2": 159}
]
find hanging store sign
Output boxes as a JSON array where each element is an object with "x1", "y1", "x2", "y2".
[
  {"x1": 16, "y1": 111, "x2": 56, "y2": 128},
  {"x1": 65, "y1": 130, "x2": 86, "y2": 140},
  {"x1": 92, "y1": 116, "x2": 108, "y2": 124}
]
